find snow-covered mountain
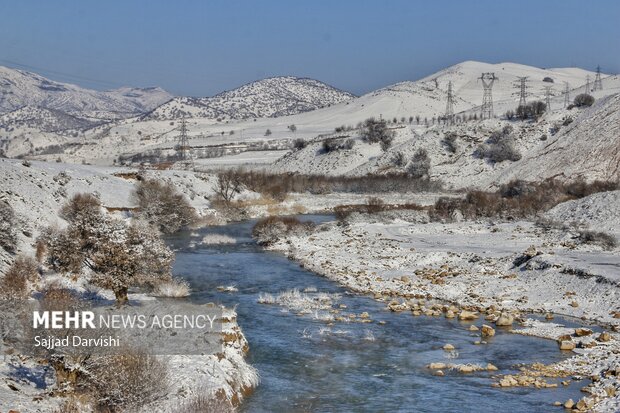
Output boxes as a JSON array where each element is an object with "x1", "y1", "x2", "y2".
[
  {"x1": 0, "y1": 106, "x2": 99, "y2": 133},
  {"x1": 0, "y1": 65, "x2": 172, "y2": 120},
  {"x1": 143, "y1": 76, "x2": 355, "y2": 120}
]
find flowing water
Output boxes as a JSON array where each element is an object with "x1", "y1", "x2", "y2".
[{"x1": 168, "y1": 216, "x2": 584, "y2": 413}]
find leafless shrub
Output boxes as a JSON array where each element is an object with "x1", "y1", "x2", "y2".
[
  {"x1": 334, "y1": 201, "x2": 425, "y2": 221},
  {"x1": 0, "y1": 255, "x2": 39, "y2": 299},
  {"x1": 83, "y1": 349, "x2": 169, "y2": 411},
  {"x1": 174, "y1": 391, "x2": 234, "y2": 413},
  {"x1": 252, "y1": 216, "x2": 316, "y2": 245},
  {"x1": 475, "y1": 126, "x2": 521, "y2": 163},
  {"x1": 430, "y1": 179, "x2": 619, "y2": 222},
  {"x1": 59, "y1": 193, "x2": 101, "y2": 223},
  {"x1": 133, "y1": 179, "x2": 197, "y2": 234},
  {"x1": 578, "y1": 230, "x2": 617, "y2": 250},
  {"x1": 442, "y1": 133, "x2": 458, "y2": 153},
  {"x1": 214, "y1": 170, "x2": 244, "y2": 205},
  {"x1": 0, "y1": 200, "x2": 18, "y2": 253}
]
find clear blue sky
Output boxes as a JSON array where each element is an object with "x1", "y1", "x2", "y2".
[{"x1": 1, "y1": 0, "x2": 618, "y2": 97}]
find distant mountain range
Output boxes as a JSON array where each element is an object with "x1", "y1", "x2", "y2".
[
  {"x1": 0, "y1": 66, "x2": 172, "y2": 121},
  {"x1": 142, "y1": 76, "x2": 356, "y2": 121}
]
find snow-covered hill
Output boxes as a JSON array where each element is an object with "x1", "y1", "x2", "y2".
[
  {"x1": 0, "y1": 65, "x2": 172, "y2": 120},
  {"x1": 0, "y1": 106, "x2": 99, "y2": 133},
  {"x1": 273, "y1": 91, "x2": 620, "y2": 189},
  {"x1": 144, "y1": 76, "x2": 355, "y2": 120}
]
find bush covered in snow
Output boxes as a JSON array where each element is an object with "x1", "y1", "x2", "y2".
[
  {"x1": 475, "y1": 126, "x2": 521, "y2": 163},
  {"x1": 133, "y1": 179, "x2": 196, "y2": 234},
  {"x1": 578, "y1": 230, "x2": 617, "y2": 250},
  {"x1": 82, "y1": 349, "x2": 169, "y2": 411},
  {"x1": 252, "y1": 216, "x2": 316, "y2": 245},
  {"x1": 573, "y1": 93, "x2": 595, "y2": 107},
  {"x1": 0, "y1": 255, "x2": 39, "y2": 299},
  {"x1": 41, "y1": 193, "x2": 174, "y2": 305},
  {"x1": 322, "y1": 137, "x2": 355, "y2": 153},
  {"x1": 407, "y1": 149, "x2": 431, "y2": 179},
  {"x1": 0, "y1": 200, "x2": 18, "y2": 253},
  {"x1": 442, "y1": 133, "x2": 459, "y2": 154},
  {"x1": 516, "y1": 101, "x2": 546, "y2": 120},
  {"x1": 360, "y1": 117, "x2": 394, "y2": 151}
]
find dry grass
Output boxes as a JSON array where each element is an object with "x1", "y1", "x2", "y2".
[
  {"x1": 334, "y1": 197, "x2": 426, "y2": 220},
  {"x1": 174, "y1": 391, "x2": 234, "y2": 413},
  {"x1": 83, "y1": 349, "x2": 169, "y2": 411},
  {"x1": 252, "y1": 216, "x2": 316, "y2": 245},
  {"x1": 430, "y1": 179, "x2": 619, "y2": 221},
  {"x1": 152, "y1": 277, "x2": 191, "y2": 298}
]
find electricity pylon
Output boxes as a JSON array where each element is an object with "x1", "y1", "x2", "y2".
[
  {"x1": 479, "y1": 73, "x2": 497, "y2": 119},
  {"x1": 445, "y1": 81, "x2": 455, "y2": 125}
]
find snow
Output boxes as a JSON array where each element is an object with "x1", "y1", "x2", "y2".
[
  {"x1": 264, "y1": 212, "x2": 620, "y2": 412},
  {"x1": 545, "y1": 190, "x2": 620, "y2": 238},
  {"x1": 0, "y1": 65, "x2": 172, "y2": 120}
]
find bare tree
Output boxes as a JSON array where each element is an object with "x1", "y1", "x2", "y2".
[{"x1": 214, "y1": 170, "x2": 244, "y2": 204}]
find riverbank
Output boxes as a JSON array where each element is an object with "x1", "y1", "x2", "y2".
[{"x1": 264, "y1": 213, "x2": 620, "y2": 411}]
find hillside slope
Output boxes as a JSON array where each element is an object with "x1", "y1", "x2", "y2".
[
  {"x1": 492, "y1": 93, "x2": 620, "y2": 184},
  {"x1": 144, "y1": 76, "x2": 355, "y2": 120},
  {"x1": 0, "y1": 66, "x2": 172, "y2": 120}
]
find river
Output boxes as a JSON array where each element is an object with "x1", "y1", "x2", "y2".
[{"x1": 167, "y1": 216, "x2": 584, "y2": 412}]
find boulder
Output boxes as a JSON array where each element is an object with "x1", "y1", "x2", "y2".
[
  {"x1": 597, "y1": 331, "x2": 611, "y2": 342},
  {"x1": 559, "y1": 340, "x2": 576, "y2": 350},
  {"x1": 495, "y1": 312, "x2": 514, "y2": 326},
  {"x1": 481, "y1": 324, "x2": 496, "y2": 337},
  {"x1": 574, "y1": 328, "x2": 593, "y2": 337},
  {"x1": 458, "y1": 310, "x2": 478, "y2": 320},
  {"x1": 443, "y1": 344, "x2": 455, "y2": 351}
]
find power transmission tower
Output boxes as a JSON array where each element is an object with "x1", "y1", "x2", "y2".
[
  {"x1": 445, "y1": 81, "x2": 455, "y2": 125},
  {"x1": 585, "y1": 75, "x2": 590, "y2": 94},
  {"x1": 544, "y1": 86, "x2": 553, "y2": 112},
  {"x1": 513, "y1": 77, "x2": 529, "y2": 107},
  {"x1": 478, "y1": 73, "x2": 497, "y2": 119},
  {"x1": 593, "y1": 65, "x2": 603, "y2": 90},
  {"x1": 175, "y1": 119, "x2": 193, "y2": 165},
  {"x1": 563, "y1": 82, "x2": 570, "y2": 108}
]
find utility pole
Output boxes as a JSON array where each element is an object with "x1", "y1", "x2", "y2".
[
  {"x1": 479, "y1": 73, "x2": 497, "y2": 119},
  {"x1": 593, "y1": 65, "x2": 603, "y2": 91},
  {"x1": 544, "y1": 86, "x2": 553, "y2": 112},
  {"x1": 445, "y1": 81, "x2": 455, "y2": 125},
  {"x1": 514, "y1": 76, "x2": 528, "y2": 108},
  {"x1": 564, "y1": 82, "x2": 570, "y2": 108}
]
